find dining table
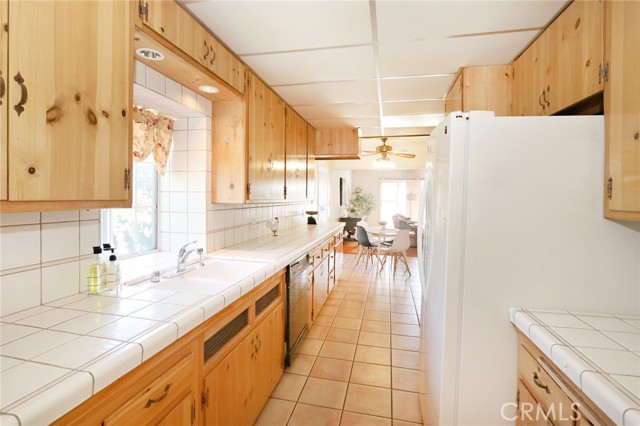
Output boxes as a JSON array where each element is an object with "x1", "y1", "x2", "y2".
[{"x1": 367, "y1": 227, "x2": 398, "y2": 243}]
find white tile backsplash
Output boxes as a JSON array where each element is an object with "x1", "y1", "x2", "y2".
[
  {"x1": 165, "y1": 78, "x2": 182, "y2": 103},
  {"x1": 188, "y1": 129, "x2": 207, "y2": 151},
  {"x1": 0, "y1": 270, "x2": 41, "y2": 317},
  {"x1": 188, "y1": 172, "x2": 206, "y2": 192},
  {"x1": 169, "y1": 213, "x2": 188, "y2": 233},
  {"x1": 182, "y1": 87, "x2": 197, "y2": 109},
  {"x1": 42, "y1": 262, "x2": 80, "y2": 304},
  {"x1": 41, "y1": 210, "x2": 79, "y2": 223},
  {"x1": 169, "y1": 192, "x2": 188, "y2": 212},
  {"x1": 79, "y1": 221, "x2": 100, "y2": 256},
  {"x1": 172, "y1": 130, "x2": 188, "y2": 151},
  {"x1": 0, "y1": 213, "x2": 40, "y2": 227},
  {"x1": 41, "y1": 222, "x2": 79, "y2": 263},
  {"x1": 188, "y1": 150, "x2": 207, "y2": 172},
  {"x1": 0, "y1": 225, "x2": 40, "y2": 270},
  {"x1": 169, "y1": 171, "x2": 189, "y2": 192},
  {"x1": 145, "y1": 67, "x2": 166, "y2": 95},
  {"x1": 169, "y1": 151, "x2": 188, "y2": 172}
]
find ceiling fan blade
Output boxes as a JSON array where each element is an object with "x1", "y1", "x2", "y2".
[
  {"x1": 360, "y1": 152, "x2": 378, "y2": 157},
  {"x1": 390, "y1": 152, "x2": 416, "y2": 158}
]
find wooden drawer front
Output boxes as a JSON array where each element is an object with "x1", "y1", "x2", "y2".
[
  {"x1": 518, "y1": 345, "x2": 575, "y2": 426},
  {"x1": 104, "y1": 353, "x2": 195, "y2": 426}
]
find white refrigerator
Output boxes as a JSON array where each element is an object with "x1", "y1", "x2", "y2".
[{"x1": 416, "y1": 112, "x2": 640, "y2": 425}]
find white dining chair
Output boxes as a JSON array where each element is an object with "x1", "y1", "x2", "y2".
[{"x1": 378, "y1": 229, "x2": 411, "y2": 275}]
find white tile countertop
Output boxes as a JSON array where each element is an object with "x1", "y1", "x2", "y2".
[
  {"x1": 0, "y1": 223, "x2": 343, "y2": 425},
  {"x1": 510, "y1": 308, "x2": 640, "y2": 425}
]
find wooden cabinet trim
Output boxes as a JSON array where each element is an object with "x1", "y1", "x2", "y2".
[{"x1": 517, "y1": 331, "x2": 614, "y2": 426}]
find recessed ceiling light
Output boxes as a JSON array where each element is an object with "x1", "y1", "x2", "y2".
[
  {"x1": 135, "y1": 48, "x2": 164, "y2": 61},
  {"x1": 198, "y1": 85, "x2": 219, "y2": 94}
]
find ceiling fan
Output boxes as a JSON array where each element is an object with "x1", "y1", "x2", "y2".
[{"x1": 360, "y1": 137, "x2": 416, "y2": 160}]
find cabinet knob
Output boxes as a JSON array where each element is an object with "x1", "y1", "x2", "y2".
[
  {"x1": 28, "y1": 166, "x2": 36, "y2": 175},
  {"x1": 634, "y1": 132, "x2": 639, "y2": 140}
]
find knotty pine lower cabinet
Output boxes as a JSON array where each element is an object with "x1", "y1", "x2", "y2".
[
  {"x1": 516, "y1": 333, "x2": 613, "y2": 426},
  {"x1": 54, "y1": 339, "x2": 199, "y2": 426},
  {"x1": 203, "y1": 304, "x2": 284, "y2": 425}
]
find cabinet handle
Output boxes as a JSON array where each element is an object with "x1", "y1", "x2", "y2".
[
  {"x1": 256, "y1": 334, "x2": 262, "y2": 351},
  {"x1": 144, "y1": 383, "x2": 172, "y2": 408},
  {"x1": 538, "y1": 91, "x2": 546, "y2": 112},
  {"x1": 13, "y1": 71, "x2": 27, "y2": 116},
  {"x1": 0, "y1": 71, "x2": 5, "y2": 105},
  {"x1": 532, "y1": 372, "x2": 550, "y2": 394},
  {"x1": 543, "y1": 88, "x2": 550, "y2": 108}
]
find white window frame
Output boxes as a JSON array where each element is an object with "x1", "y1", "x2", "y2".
[{"x1": 101, "y1": 157, "x2": 159, "y2": 259}]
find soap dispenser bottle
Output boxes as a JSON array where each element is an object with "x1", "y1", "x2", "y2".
[
  {"x1": 88, "y1": 246, "x2": 103, "y2": 294},
  {"x1": 105, "y1": 254, "x2": 121, "y2": 291}
]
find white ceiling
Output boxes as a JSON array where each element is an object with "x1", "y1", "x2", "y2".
[{"x1": 182, "y1": 0, "x2": 568, "y2": 163}]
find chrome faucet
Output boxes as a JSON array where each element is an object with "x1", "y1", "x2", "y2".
[
  {"x1": 177, "y1": 240, "x2": 198, "y2": 273},
  {"x1": 161, "y1": 241, "x2": 204, "y2": 279}
]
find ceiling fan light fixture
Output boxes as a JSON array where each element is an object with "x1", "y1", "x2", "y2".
[{"x1": 374, "y1": 156, "x2": 395, "y2": 169}]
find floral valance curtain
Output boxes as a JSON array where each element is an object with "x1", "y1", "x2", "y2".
[{"x1": 132, "y1": 108, "x2": 174, "y2": 174}]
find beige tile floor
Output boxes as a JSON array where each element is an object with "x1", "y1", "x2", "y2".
[{"x1": 255, "y1": 252, "x2": 425, "y2": 426}]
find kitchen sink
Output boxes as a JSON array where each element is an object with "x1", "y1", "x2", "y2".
[{"x1": 151, "y1": 258, "x2": 270, "y2": 295}]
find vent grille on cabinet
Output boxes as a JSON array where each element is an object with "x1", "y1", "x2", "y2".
[
  {"x1": 203, "y1": 309, "x2": 249, "y2": 363},
  {"x1": 255, "y1": 284, "x2": 280, "y2": 316}
]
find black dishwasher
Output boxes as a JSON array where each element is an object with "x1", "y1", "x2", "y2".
[{"x1": 285, "y1": 254, "x2": 310, "y2": 365}]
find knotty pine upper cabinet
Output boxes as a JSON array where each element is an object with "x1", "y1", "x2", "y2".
[
  {"x1": 211, "y1": 100, "x2": 246, "y2": 204},
  {"x1": 138, "y1": 0, "x2": 245, "y2": 94},
  {"x1": 314, "y1": 129, "x2": 359, "y2": 159},
  {"x1": 445, "y1": 65, "x2": 512, "y2": 116},
  {"x1": 247, "y1": 72, "x2": 285, "y2": 201},
  {"x1": 1, "y1": 0, "x2": 7, "y2": 201},
  {"x1": 306, "y1": 124, "x2": 316, "y2": 200},
  {"x1": 512, "y1": 0, "x2": 603, "y2": 116},
  {"x1": 603, "y1": 0, "x2": 640, "y2": 221},
  {"x1": 1, "y1": 1, "x2": 131, "y2": 211},
  {"x1": 284, "y1": 106, "x2": 307, "y2": 200},
  {"x1": 444, "y1": 72, "x2": 462, "y2": 115}
]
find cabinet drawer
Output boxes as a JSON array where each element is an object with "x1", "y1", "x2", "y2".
[
  {"x1": 104, "y1": 353, "x2": 195, "y2": 426},
  {"x1": 518, "y1": 345, "x2": 575, "y2": 426}
]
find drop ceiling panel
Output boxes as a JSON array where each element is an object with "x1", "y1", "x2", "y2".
[
  {"x1": 294, "y1": 103, "x2": 379, "y2": 120},
  {"x1": 378, "y1": 30, "x2": 539, "y2": 77},
  {"x1": 308, "y1": 117, "x2": 381, "y2": 130},
  {"x1": 273, "y1": 80, "x2": 379, "y2": 106},
  {"x1": 381, "y1": 75, "x2": 454, "y2": 101},
  {"x1": 242, "y1": 46, "x2": 376, "y2": 86},
  {"x1": 383, "y1": 101, "x2": 445, "y2": 117},
  {"x1": 185, "y1": 0, "x2": 372, "y2": 55},
  {"x1": 376, "y1": 0, "x2": 568, "y2": 42},
  {"x1": 382, "y1": 114, "x2": 444, "y2": 128}
]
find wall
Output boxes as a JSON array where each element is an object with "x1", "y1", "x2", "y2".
[
  {"x1": 350, "y1": 169, "x2": 425, "y2": 225},
  {"x1": 0, "y1": 210, "x2": 101, "y2": 317},
  {"x1": 327, "y1": 169, "x2": 351, "y2": 222},
  {"x1": 0, "y1": 63, "x2": 311, "y2": 317}
]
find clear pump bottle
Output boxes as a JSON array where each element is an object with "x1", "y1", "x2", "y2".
[{"x1": 88, "y1": 246, "x2": 103, "y2": 294}]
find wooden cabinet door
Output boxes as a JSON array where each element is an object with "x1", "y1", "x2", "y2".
[
  {"x1": 285, "y1": 106, "x2": 307, "y2": 200},
  {"x1": 154, "y1": 390, "x2": 196, "y2": 426},
  {"x1": 444, "y1": 72, "x2": 462, "y2": 115},
  {"x1": 462, "y1": 65, "x2": 512, "y2": 116},
  {"x1": 253, "y1": 305, "x2": 284, "y2": 410},
  {"x1": 211, "y1": 100, "x2": 246, "y2": 204},
  {"x1": 193, "y1": 24, "x2": 219, "y2": 75},
  {"x1": 0, "y1": 0, "x2": 7, "y2": 201},
  {"x1": 144, "y1": 0, "x2": 179, "y2": 44},
  {"x1": 516, "y1": 380, "x2": 553, "y2": 426},
  {"x1": 7, "y1": 1, "x2": 131, "y2": 201},
  {"x1": 248, "y1": 73, "x2": 285, "y2": 201},
  {"x1": 604, "y1": 0, "x2": 640, "y2": 220},
  {"x1": 204, "y1": 349, "x2": 241, "y2": 426},
  {"x1": 306, "y1": 124, "x2": 316, "y2": 200},
  {"x1": 512, "y1": 35, "x2": 547, "y2": 116},
  {"x1": 312, "y1": 262, "x2": 328, "y2": 320},
  {"x1": 547, "y1": 0, "x2": 603, "y2": 114}
]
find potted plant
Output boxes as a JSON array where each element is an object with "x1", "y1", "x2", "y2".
[
  {"x1": 379, "y1": 220, "x2": 388, "y2": 229},
  {"x1": 347, "y1": 186, "x2": 376, "y2": 219}
]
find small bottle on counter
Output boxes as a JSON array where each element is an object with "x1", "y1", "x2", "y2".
[
  {"x1": 104, "y1": 254, "x2": 121, "y2": 291},
  {"x1": 88, "y1": 246, "x2": 103, "y2": 294}
]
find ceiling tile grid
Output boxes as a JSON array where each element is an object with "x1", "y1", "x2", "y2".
[{"x1": 184, "y1": 0, "x2": 570, "y2": 148}]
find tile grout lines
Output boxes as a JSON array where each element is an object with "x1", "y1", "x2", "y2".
[{"x1": 256, "y1": 252, "x2": 423, "y2": 425}]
